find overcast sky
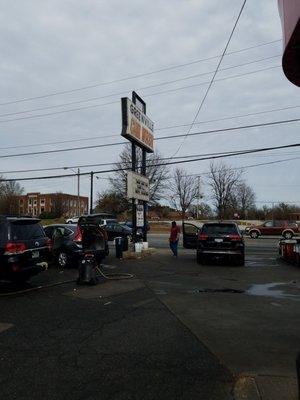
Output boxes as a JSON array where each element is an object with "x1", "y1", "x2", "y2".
[{"x1": 0, "y1": 0, "x2": 300, "y2": 208}]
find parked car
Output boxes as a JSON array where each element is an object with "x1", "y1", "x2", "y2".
[
  {"x1": 0, "y1": 216, "x2": 50, "y2": 282},
  {"x1": 121, "y1": 220, "x2": 150, "y2": 232},
  {"x1": 65, "y1": 216, "x2": 79, "y2": 224},
  {"x1": 77, "y1": 215, "x2": 109, "y2": 259},
  {"x1": 182, "y1": 221, "x2": 245, "y2": 266},
  {"x1": 43, "y1": 224, "x2": 83, "y2": 268},
  {"x1": 246, "y1": 220, "x2": 299, "y2": 239},
  {"x1": 105, "y1": 220, "x2": 132, "y2": 241}
]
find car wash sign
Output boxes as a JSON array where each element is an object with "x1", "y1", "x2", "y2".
[
  {"x1": 127, "y1": 171, "x2": 149, "y2": 201},
  {"x1": 121, "y1": 97, "x2": 154, "y2": 153}
]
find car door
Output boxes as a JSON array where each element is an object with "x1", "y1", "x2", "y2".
[
  {"x1": 261, "y1": 221, "x2": 274, "y2": 235},
  {"x1": 52, "y1": 227, "x2": 66, "y2": 253},
  {"x1": 182, "y1": 222, "x2": 200, "y2": 249}
]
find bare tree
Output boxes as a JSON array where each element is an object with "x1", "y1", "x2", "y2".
[
  {"x1": 52, "y1": 192, "x2": 68, "y2": 218},
  {"x1": 208, "y1": 162, "x2": 242, "y2": 219},
  {"x1": 109, "y1": 144, "x2": 169, "y2": 203},
  {"x1": 169, "y1": 168, "x2": 199, "y2": 220},
  {"x1": 0, "y1": 179, "x2": 24, "y2": 214},
  {"x1": 233, "y1": 182, "x2": 256, "y2": 218}
]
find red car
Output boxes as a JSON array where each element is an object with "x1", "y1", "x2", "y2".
[{"x1": 247, "y1": 220, "x2": 299, "y2": 239}]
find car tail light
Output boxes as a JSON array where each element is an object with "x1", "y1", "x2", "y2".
[
  {"x1": 74, "y1": 225, "x2": 82, "y2": 242},
  {"x1": 46, "y1": 238, "x2": 52, "y2": 250},
  {"x1": 228, "y1": 234, "x2": 241, "y2": 241},
  {"x1": 4, "y1": 242, "x2": 26, "y2": 254},
  {"x1": 198, "y1": 233, "x2": 208, "y2": 240}
]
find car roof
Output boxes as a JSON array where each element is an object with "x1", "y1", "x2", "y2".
[
  {"x1": 203, "y1": 222, "x2": 238, "y2": 226},
  {"x1": 0, "y1": 216, "x2": 41, "y2": 223},
  {"x1": 44, "y1": 224, "x2": 77, "y2": 227}
]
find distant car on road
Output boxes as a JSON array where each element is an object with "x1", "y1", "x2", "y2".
[
  {"x1": 65, "y1": 216, "x2": 79, "y2": 224},
  {"x1": 245, "y1": 220, "x2": 299, "y2": 239},
  {"x1": 0, "y1": 216, "x2": 50, "y2": 282},
  {"x1": 43, "y1": 224, "x2": 83, "y2": 268},
  {"x1": 182, "y1": 221, "x2": 245, "y2": 266}
]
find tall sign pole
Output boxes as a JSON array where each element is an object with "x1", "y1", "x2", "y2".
[{"x1": 121, "y1": 91, "x2": 154, "y2": 246}]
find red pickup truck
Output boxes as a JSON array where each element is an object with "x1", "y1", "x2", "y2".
[{"x1": 246, "y1": 220, "x2": 299, "y2": 239}]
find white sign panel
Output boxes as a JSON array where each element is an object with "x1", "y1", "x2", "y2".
[
  {"x1": 136, "y1": 204, "x2": 144, "y2": 227},
  {"x1": 127, "y1": 171, "x2": 149, "y2": 201},
  {"x1": 121, "y1": 97, "x2": 154, "y2": 153}
]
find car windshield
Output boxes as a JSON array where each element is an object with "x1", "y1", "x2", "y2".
[
  {"x1": 202, "y1": 224, "x2": 238, "y2": 235},
  {"x1": 10, "y1": 223, "x2": 45, "y2": 240}
]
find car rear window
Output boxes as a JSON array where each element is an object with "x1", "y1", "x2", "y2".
[
  {"x1": 202, "y1": 224, "x2": 238, "y2": 235},
  {"x1": 10, "y1": 223, "x2": 45, "y2": 240},
  {"x1": 0, "y1": 224, "x2": 7, "y2": 242}
]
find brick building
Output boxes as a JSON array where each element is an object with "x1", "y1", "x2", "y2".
[{"x1": 18, "y1": 192, "x2": 88, "y2": 217}]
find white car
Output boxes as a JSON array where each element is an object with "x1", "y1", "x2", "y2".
[{"x1": 65, "y1": 216, "x2": 79, "y2": 224}]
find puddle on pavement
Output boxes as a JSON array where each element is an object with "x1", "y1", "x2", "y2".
[
  {"x1": 246, "y1": 282, "x2": 300, "y2": 300},
  {"x1": 189, "y1": 288, "x2": 244, "y2": 294}
]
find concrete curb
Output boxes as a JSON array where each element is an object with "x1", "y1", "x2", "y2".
[{"x1": 233, "y1": 376, "x2": 261, "y2": 400}]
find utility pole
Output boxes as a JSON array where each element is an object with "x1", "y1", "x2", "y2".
[
  {"x1": 77, "y1": 168, "x2": 80, "y2": 216},
  {"x1": 197, "y1": 176, "x2": 201, "y2": 220},
  {"x1": 90, "y1": 171, "x2": 94, "y2": 214}
]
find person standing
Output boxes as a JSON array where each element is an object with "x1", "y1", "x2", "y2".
[{"x1": 169, "y1": 221, "x2": 180, "y2": 257}]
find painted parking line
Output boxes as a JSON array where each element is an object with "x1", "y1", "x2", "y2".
[{"x1": 0, "y1": 323, "x2": 13, "y2": 333}]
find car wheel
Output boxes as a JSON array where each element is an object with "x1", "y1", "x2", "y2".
[
  {"x1": 57, "y1": 251, "x2": 69, "y2": 269},
  {"x1": 196, "y1": 252, "x2": 203, "y2": 264},
  {"x1": 236, "y1": 254, "x2": 245, "y2": 266},
  {"x1": 250, "y1": 230, "x2": 259, "y2": 239},
  {"x1": 283, "y1": 231, "x2": 293, "y2": 239}
]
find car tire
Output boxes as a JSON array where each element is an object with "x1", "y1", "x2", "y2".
[
  {"x1": 249, "y1": 230, "x2": 259, "y2": 239},
  {"x1": 57, "y1": 251, "x2": 69, "y2": 269},
  {"x1": 196, "y1": 252, "x2": 203, "y2": 264},
  {"x1": 236, "y1": 254, "x2": 245, "y2": 266},
  {"x1": 283, "y1": 231, "x2": 293, "y2": 239}
]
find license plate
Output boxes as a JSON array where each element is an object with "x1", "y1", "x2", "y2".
[
  {"x1": 215, "y1": 238, "x2": 223, "y2": 243},
  {"x1": 32, "y1": 250, "x2": 39, "y2": 259}
]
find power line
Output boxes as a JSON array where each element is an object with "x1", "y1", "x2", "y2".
[
  {"x1": 0, "y1": 65, "x2": 280, "y2": 124},
  {"x1": 2, "y1": 141, "x2": 300, "y2": 182},
  {"x1": 0, "y1": 55, "x2": 280, "y2": 119},
  {"x1": 0, "y1": 148, "x2": 273, "y2": 175},
  {"x1": 1, "y1": 102, "x2": 299, "y2": 151},
  {"x1": 0, "y1": 39, "x2": 281, "y2": 107},
  {"x1": 187, "y1": 156, "x2": 300, "y2": 177},
  {"x1": 172, "y1": 0, "x2": 247, "y2": 157},
  {"x1": 1, "y1": 116, "x2": 300, "y2": 159}
]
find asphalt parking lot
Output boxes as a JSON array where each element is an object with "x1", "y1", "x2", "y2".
[{"x1": 0, "y1": 236, "x2": 299, "y2": 400}]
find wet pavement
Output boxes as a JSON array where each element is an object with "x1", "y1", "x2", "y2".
[{"x1": 0, "y1": 237, "x2": 299, "y2": 399}]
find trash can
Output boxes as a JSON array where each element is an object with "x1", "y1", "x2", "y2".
[
  {"x1": 122, "y1": 236, "x2": 129, "y2": 252},
  {"x1": 115, "y1": 237, "x2": 123, "y2": 259}
]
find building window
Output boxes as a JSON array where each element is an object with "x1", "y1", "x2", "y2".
[
  {"x1": 41, "y1": 207, "x2": 45, "y2": 213},
  {"x1": 34, "y1": 200, "x2": 37, "y2": 205},
  {"x1": 29, "y1": 199, "x2": 32, "y2": 205},
  {"x1": 19, "y1": 199, "x2": 23, "y2": 204},
  {"x1": 40, "y1": 199, "x2": 45, "y2": 205}
]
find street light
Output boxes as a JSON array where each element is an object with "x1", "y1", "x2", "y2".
[{"x1": 64, "y1": 167, "x2": 80, "y2": 216}]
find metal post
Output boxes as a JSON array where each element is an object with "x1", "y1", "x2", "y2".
[
  {"x1": 132, "y1": 142, "x2": 137, "y2": 243},
  {"x1": 90, "y1": 171, "x2": 94, "y2": 214},
  {"x1": 142, "y1": 149, "x2": 147, "y2": 242},
  {"x1": 77, "y1": 168, "x2": 80, "y2": 216},
  {"x1": 197, "y1": 176, "x2": 200, "y2": 219}
]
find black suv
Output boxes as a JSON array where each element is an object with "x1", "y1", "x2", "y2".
[
  {"x1": 0, "y1": 216, "x2": 50, "y2": 282},
  {"x1": 183, "y1": 221, "x2": 245, "y2": 266}
]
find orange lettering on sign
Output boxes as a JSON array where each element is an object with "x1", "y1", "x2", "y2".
[
  {"x1": 142, "y1": 127, "x2": 154, "y2": 149},
  {"x1": 130, "y1": 119, "x2": 141, "y2": 139}
]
